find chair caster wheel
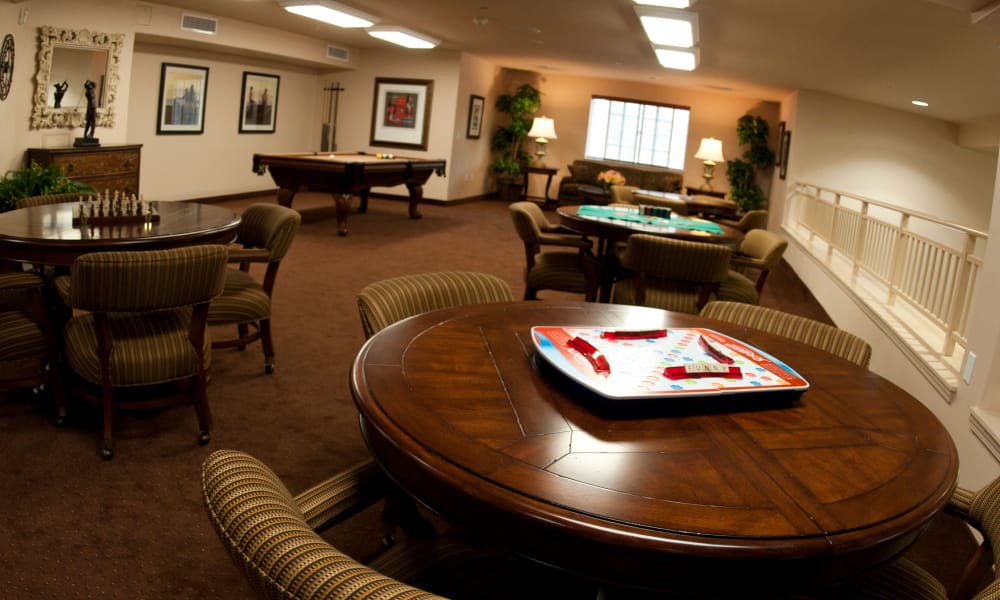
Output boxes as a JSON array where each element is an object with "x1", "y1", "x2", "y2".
[
  {"x1": 265, "y1": 363, "x2": 274, "y2": 374},
  {"x1": 198, "y1": 431, "x2": 211, "y2": 445},
  {"x1": 101, "y1": 447, "x2": 113, "y2": 460},
  {"x1": 55, "y1": 415, "x2": 66, "y2": 427}
]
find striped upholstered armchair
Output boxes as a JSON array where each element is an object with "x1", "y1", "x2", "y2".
[
  {"x1": 208, "y1": 203, "x2": 301, "y2": 374},
  {"x1": 357, "y1": 271, "x2": 513, "y2": 339},
  {"x1": 699, "y1": 301, "x2": 872, "y2": 368},
  {"x1": 0, "y1": 271, "x2": 63, "y2": 421},
  {"x1": 202, "y1": 450, "x2": 592, "y2": 599},
  {"x1": 61, "y1": 245, "x2": 229, "y2": 458},
  {"x1": 509, "y1": 201, "x2": 600, "y2": 301}
]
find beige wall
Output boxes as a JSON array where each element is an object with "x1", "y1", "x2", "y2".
[{"x1": 779, "y1": 89, "x2": 1000, "y2": 489}]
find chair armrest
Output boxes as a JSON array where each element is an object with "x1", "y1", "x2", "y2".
[
  {"x1": 294, "y1": 457, "x2": 389, "y2": 532},
  {"x1": 730, "y1": 254, "x2": 765, "y2": 270},
  {"x1": 227, "y1": 248, "x2": 271, "y2": 264},
  {"x1": 0, "y1": 272, "x2": 46, "y2": 308},
  {"x1": 537, "y1": 232, "x2": 592, "y2": 250}
]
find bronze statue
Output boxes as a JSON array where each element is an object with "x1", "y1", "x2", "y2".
[
  {"x1": 53, "y1": 80, "x2": 68, "y2": 108},
  {"x1": 82, "y1": 80, "x2": 97, "y2": 139}
]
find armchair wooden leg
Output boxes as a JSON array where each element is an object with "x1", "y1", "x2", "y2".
[{"x1": 259, "y1": 318, "x2": 275, "y2": 374}]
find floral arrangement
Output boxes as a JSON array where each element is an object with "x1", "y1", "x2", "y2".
[{"x1": 596, "y1": 169, "x2": 626, "y2": 189}]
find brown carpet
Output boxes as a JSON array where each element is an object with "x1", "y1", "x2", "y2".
[{"x1": 0, "y1": 193, "x2": 981, "y2": 598}]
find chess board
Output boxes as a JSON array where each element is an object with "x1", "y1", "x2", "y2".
[{"x1": 531, "y1": 326, "x2": 809, "y2": 401}]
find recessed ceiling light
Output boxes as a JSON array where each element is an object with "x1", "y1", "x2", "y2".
[
  {"x1": 367, "y1": 26, "x2": 439, "y2": 49},
  {"x1": 911, "y1": 100, "x2": 929, "y2": 107},
  {"x1": 634, "y1": 6, "x2": 698, "y2": 48},
  {"x1": 653, "y1": 46, "x2": 698, "y2": 71},
  {"x1": 634, "y1": 0, "x2": 691, "y2": 7},
  {"x1": 279, "y1": 0, "x2": 377, "y2": 28}
]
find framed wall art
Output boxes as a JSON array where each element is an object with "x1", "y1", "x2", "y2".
[
  {"x1": 239, "y1": 71, "x2": 279, "y2": 133},
  {"x1": 775, "y1": 121, "x2": 786, "y2": 167},
  {"x1": 156, "y1": 62, "x2": 208, "y2": 134},
  {"x1": 466, "y1": 94, "x2": 484, "y2": 139},
  {"x1": 370, "y1": 77, "x2": 433, "y2": 150}
]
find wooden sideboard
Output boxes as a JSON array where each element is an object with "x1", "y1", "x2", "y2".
[{"x1": 26, "y1": 144, "x2": 142, "y2": 197}]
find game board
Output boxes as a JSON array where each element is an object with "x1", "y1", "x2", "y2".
[{"x1": 531, "y1": 326, "x2": 809, "y2": 401}]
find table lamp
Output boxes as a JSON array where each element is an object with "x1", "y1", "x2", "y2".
[
  {"x1": 694, "y1": 137, "x2": 725, "y2": 190},
  {"x1": 527, "y1": 116, "x2": 558, "y2": 163}
]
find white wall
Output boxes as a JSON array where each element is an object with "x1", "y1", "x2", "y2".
[{"x1": 780, "y1": 89, "x2": 1000, "y2": 489}]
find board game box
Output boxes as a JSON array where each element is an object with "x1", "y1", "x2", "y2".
[{"x1": 531, "y1": 326, "x2": 809, "y2": 401}]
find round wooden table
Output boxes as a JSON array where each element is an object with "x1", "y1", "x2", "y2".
[
  {"x1": 0, "y1": 201, "x2": 241, "y2": 266},
  {"x1": 351, "y1": 301, "x2": 958, "y2": 595}
]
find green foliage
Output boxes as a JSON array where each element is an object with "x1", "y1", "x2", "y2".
[
  {"x1": 490, "y1": 83, "x2": 541, "y2": 179},
  {"x1": 726, "y1": 114, "x2": 775, "y2": 211},
  {"x1": 0, "y1": 161, "x2": 93, "y2": 212}
]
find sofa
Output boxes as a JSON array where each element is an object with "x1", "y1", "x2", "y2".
[{"x1": 557, "y1": 159, "x2": 684, "y2": 206}]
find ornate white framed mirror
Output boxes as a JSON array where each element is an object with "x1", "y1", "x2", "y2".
[{"x1": 31, "y1": 26, "x2": 125, "y2": 129}]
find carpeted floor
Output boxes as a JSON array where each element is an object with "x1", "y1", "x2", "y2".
[{"x1": 0, "y1": 193, "x2": 982, "y2": 598}]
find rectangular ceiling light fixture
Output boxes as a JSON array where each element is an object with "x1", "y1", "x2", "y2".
[
  {"x1": 633, "y1": 0, "x2": 691, "y2": 7},
  {"x1": 653, "y1": 45, "x2": 698, "y2": 71},
  {"x1": 367, "y1": 26, "x2": 439, "y2": 49},
  {"x1": 279, "y1": 0, "x2": 377, "y2": 28},
  {"x1": 635, "y1": 5, "x2": 698, "y2": 48}
]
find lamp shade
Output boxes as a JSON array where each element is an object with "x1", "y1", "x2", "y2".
[
  {"x1": 527, "y1": 117, "x2": 558, "y2": 142},
  {"x1": 694, "y1": 137, "x2": 725, "y2": 163}
]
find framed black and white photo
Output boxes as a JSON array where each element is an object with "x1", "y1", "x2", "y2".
[
  {"x1": 370, "y1": 77, "x2": 433, "y2": 150},
  {"x1": 239, "y1": 71, "x2": 279, "y2": 133},
  {"x1": 156, "y1": 63, "x2": 208, "y2": 134},
  {"x1": 467, "y1": 94, "x2": 484, "y2": 139}
]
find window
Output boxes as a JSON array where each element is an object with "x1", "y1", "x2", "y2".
[{"x1": 585, "y1": 96, "x2": 690, "y2": 170}]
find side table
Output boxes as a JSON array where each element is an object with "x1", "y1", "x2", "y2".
[{"x1": 522, "y1": 165, "x2": 559, "y2": 208}]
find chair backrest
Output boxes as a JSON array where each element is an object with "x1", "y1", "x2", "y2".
[
  {"x1": 69, "y1": 245, "x2": 228, "y2": 312},
  {"x1": 732, "y1": 229, "x2": 788, "y2": 293},
  {"x1": 358, "y1": 271, "x2": 514, "y2": 338},
  {"x1": 16, "y1": 192, "x2": 85, "y2": 209},
  {"x1": 509, "y1": 201, "x2": 550, "y2": 245},
  {"x1": 201, "y1": 449, "x2": 448, "y2": 600},
  {"x1": 734, "y1": 210, "x2": 769, "y2": 232},
  {"x1": 236, "y1": 203, "x2": 301, "y2": 262},
  {"x1": 699, "y1": 301, "x2": 872, "y2": 368},
  {"x1": 619, "y1": 234, "x2": 732, "y2": 283},
  {"x1": 610, "y1": 185, "x2": 638, "y2": 204}
]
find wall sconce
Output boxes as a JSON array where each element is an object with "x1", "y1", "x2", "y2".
[
  {"x1": 694, "y1": 137, "x2": 725, "y2": 189},
  {"x1": 527, "y1": 116, "x2": 558, "y2": 163}
]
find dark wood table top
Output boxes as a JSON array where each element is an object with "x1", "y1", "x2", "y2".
[
  {"x1": 0, "y1": 201, "x2": 240, "y2": 266},
  {"x1": 351, "y1": 301, "x2": 958, "y2": 595},
  {"x1": 558, "y1": 203, "x2": 744, "y2": 245}
]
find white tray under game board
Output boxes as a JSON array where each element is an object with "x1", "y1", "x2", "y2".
[{"x1": 531, "y1": 326, "x2": 810, "y2": 401}]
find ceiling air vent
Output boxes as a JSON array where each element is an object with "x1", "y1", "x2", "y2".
[
  {"x1": 327, "y1": 45, "x2": 350, "y2": 62},
  {"x1": 181, "y1": 13, "x2": 218, "y2": 35}
]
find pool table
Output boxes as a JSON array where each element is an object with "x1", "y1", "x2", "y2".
[{"x1": 252, "y1": 151, "x2": 447, "y2": 236}]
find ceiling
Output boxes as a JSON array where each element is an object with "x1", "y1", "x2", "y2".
[{"x1": 151, "y1": 0, "x2": 1000, "y2": 126}]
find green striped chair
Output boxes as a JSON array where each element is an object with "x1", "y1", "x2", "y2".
[
  {"x1": 509, "y1": 201, "x2": 599, "y2": 301},
  {"x1": 0, "y1": 271, "x2": 63, "y2": 421},
  {"x1": 357, "y1": 271, "x2": 514, "y2": 339},
  {"x1": 62, "y1": 245, "x2": 229, "y2": 459},
  {"x1": 612, "y1": 234, "x2": 754, "y2": 314},
  {"x1": 699, "y1": 301, "x2": 872, "y2": 368},
  {"x1": 208, "y1": 203, "x2": 301, "y2": 374},
  {"x1": 202, "y1": 450, "x2": 589, "y2": 600}
]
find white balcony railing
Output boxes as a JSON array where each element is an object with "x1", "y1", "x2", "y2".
[{"x1": 783, "y1": 183, "x2": 987, "y2": 387}]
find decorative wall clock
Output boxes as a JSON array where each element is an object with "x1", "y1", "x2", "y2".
[{"x1": 0, "y1": 34, "x2": 13, "y2": 101}]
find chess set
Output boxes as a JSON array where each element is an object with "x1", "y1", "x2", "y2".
[
  {"x1": 71, "y1": 191, "x2": 159, "y2": 226},
  {"x1": 531, "y1": 326, "x2": 809, "y2": 401}
]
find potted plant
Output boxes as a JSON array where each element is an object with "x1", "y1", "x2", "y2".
[
  {"x1": 490, "y1": 83, "x2": 541, "y2": 201},
  {"x1": 726, "y1": 114, "x2": 775, "y2": 211},
  {"x1": 0, "y1": 161, "x2": 92, "y2": 212}
]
